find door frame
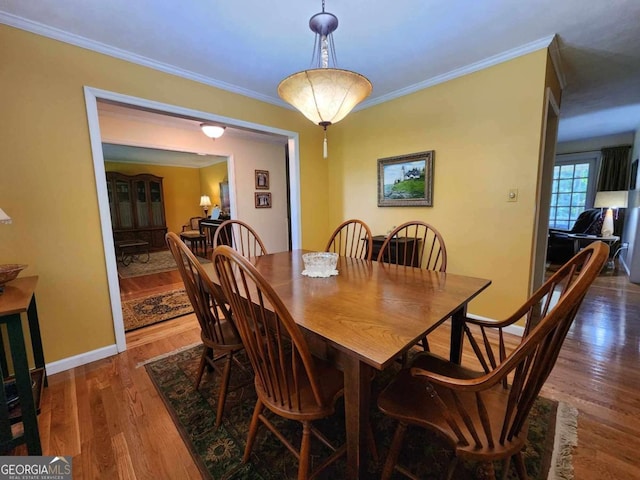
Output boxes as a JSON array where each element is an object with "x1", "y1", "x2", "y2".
[{"x1": 84, "y1": 86, "x2": 302, "y2": 352}]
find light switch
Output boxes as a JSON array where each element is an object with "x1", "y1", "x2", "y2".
[{"x1": 508, "y1": 189, "x2": 518, "y2": 202}]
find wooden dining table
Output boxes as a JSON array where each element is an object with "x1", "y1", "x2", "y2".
[{"x1": 206, "y1": 250, "x2": 491, "y2": 479}]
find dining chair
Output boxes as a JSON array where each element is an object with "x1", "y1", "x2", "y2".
[
  {"x1": 212, "y1": 245, "x2": 346, "y2": 480},
  {"x1": 377, "y1": 241, "x2": 609, "y2": 480},
  {"x1": 213, "y1": 219, "x2": 268, "y2": 257},
  {"x1": 166, "y1": 232, "x2": 245, "y2": 428},
  {"x1": 325, "y1": 218, "x2": 373, "y2": 261},
  {"x1": 377, "y1": 220, "x2": 447, "y2": 352}
]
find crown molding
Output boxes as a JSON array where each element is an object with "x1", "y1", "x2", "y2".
[
  {"x1": 357, "y1": 35, "x2": 557, "y2": 110},
  {"x1": 0, "y1": 11, "x2": 286, "y2": 108}
]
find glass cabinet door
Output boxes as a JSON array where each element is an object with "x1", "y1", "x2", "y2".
[
  {"x1": 150, "y1": 180, "x2": 164, "y2": 226},
  {"x1": 116, "y1": 180, "x2": 133, "y2": 228},
  {"x1": 135, "y1": 180, "x2": 150, "y2": 227}
]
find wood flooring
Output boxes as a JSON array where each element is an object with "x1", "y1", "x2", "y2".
[{"x1": 12, "y1": 264, "x2": 640, "y2": 478}]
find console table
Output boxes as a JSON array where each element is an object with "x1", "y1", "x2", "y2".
[
  {"x1": 0, "y1": 276, "x2": 46, "y2": 455},
  {"x1": 369, "y1": 235, "x2": 420, "y2": 267}
]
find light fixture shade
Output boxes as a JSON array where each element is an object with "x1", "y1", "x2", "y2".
[
  {"x1": 0, "y1": 208, "x2": 11, "y2": 224},
  {"x1": 199, "y1": 195, "x2": 212, "y2": 208},
  {"x1": 594, "y1": 190, "x2": 628, "y2": 208},
  {"x1": 200, "y1": 124, "x2": 226, "y2": 139},
  {"x1": 278, "y1": 68, "x2": 372, "y2": 126}
]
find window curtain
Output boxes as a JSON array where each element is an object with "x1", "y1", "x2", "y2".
[
  {"x1": 598, "y1": 145, "x2": 631, "y2": 191},
  {"x1": 598, "y1": 145, "x2": 631, "y2": 236}
]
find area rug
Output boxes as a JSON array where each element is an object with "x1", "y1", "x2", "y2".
[
  {"x1": 145, "y1": 345, "x2": 577, "y2": 479},
  {"x1": 122, "y1": 289, "x2": 193, "y2": 331},
  {"x1": 117, "y1": 250, "x2": 210, "y2": 279}
]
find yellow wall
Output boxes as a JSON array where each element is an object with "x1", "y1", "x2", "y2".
[
  {"x1": 329, "y1": 50, "x2": 549, "y2": 318},
  {"x1": 200, "y1": 162, "x2": 228, "y2": 209},
  {"x1": 0, "y1": 25, "x2": 326, "y2": 363},
  {"x1": 0, "y1": 24, "x2": 552, "y2": 365},
  {"x1": 104, "y1": 162, "x2": 201, "y2": 234}
]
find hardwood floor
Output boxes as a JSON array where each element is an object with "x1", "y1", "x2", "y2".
[{"x1": 20, "y1": 265, "x2": 640, "y2": 478}]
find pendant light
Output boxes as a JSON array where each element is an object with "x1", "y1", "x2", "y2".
[{"x1": 278, "y1": 0, "x2": 372, "y2": 158}]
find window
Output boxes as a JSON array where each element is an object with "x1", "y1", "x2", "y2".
[{"x1": 549, "y1": 153, "x2": 599, "y2": 230}]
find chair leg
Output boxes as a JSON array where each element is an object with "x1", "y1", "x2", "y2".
[
  {"x1": 445, "y1": 456, "x2": 459, "y2": 480},
  {"x1": 243, "y1": 399, "x2": 263, "y2": 463},
  {"x1": 215, "y1": 353, "x2": 233, "y2": 428},
  {"x1": 513, "y1": 451, "x2": 528, "y2": 480},
  {"x1": 195, "y1": 347, "x2": 211, "y2": 389},
  {"x1": 298, "y1": 421, "x2": 312, "y2": 480},
  {"x1": 420, "y1": 335, "x2": 430, "y2": 352},
  {"x1": 381, "y1": 421, "x2": 408, "y2": 480}
]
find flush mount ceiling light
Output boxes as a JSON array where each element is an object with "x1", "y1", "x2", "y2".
[
  {"x1": 278, "y1": 0, "x2": 372, "y2": 158},
  {"x1": 200, "y1": 123, "x2": 226, "y2": 139}
]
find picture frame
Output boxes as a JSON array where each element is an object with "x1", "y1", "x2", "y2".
[
  {"x1": 255, "y1": 170, "x2": 269, "y2": 190},
  {"x1": 255, "y1": 192, "x2": 272, "y2": 208},
  {"x1": 377, "y1": 150, "x2": 434, "y2": 207}
]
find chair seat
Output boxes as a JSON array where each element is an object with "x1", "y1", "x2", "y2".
[
  {"x1": 201, "y1": 317, "x2": 243, "y2": 351},
  {"x1": 181, "y1": 230, "x2": 205, "y2": 239},
  {"x1": 378, "y1": 352, "x2": 527, "y2": 460}
]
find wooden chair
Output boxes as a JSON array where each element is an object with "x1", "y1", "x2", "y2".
[
  {"x1": 165, "y1": 232, "x2": 245, "y2": 428},
  {"x1": 377, "y1": 242, "x2": 609, "y2": 480},
  {"x1": 377, "y1": 221, "x2": 447, "y2": 352},
  {"x1": 325, "y1": 219, "x2": 373, "y2": 261},
  {"x1": 213, "y1": 219, "x2": 268, "y2": 257},
  {"x1": 180, "y1": 216, "x2": 206, "y2": 255},
  {"x1": 212, "y1": 245, "x2": 346, "y2": 480}
]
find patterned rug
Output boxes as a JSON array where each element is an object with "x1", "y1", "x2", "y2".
[
  {"x1": 122, "y1": 289, "x2": 193, "y2": 331},
  {"x1": 145, "y1": 345, "x2": 577, "y2": 479},
  {"x1": 117, "y1": 250, "x2": 210, "y2": 279}
]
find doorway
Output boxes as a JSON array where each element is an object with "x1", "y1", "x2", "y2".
[{"x1": 84, "y1": 86, "x2": 302, "y2": 352}]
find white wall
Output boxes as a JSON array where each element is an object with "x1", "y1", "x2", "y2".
[{"x1": 97, "y1": 108, "x2": 289, "y2": 252}]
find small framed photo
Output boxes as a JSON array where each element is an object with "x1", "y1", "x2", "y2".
[
  {"x1": 255, "y1": 192, "x2": 272, "y2": 208},
  {"x1": 255, "y1": 170, "x2": 269, "y2": 190},
  {"x1": 377, "y1": 150, "x2": 435, "y2": 207}
]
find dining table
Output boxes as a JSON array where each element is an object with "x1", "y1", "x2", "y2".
[{"x1": 206, "y1": 250, "x2": 491, "y2": 479}]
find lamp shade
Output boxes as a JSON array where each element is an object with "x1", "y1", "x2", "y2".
[
  {"x1": 0, "y1": 208, "x2": 11, "y2": 224},
  {"x1": 199, "y1": 195, "x2": 212, "y2": 208},
  {"x1": 278, "y1": 68, "x2": 372, "y2": 126},
  {"x1": 200, "y1": 124, "x2": 226, "y2": 139},
  {"x1": 594, "y1": 190, "x2": 628, "y2": 209}
]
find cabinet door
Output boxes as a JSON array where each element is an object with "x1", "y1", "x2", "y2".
[
  {"x1": 134, "y1": 180, "x2": 150, "y2": 227},
  {"x1": 149, "y1": 180, "x2": 165, "y2": 226},
  {"x1": 115, "y1": 179, "x2": 134, "y2": 229}
]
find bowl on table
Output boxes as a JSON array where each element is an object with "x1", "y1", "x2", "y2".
[
  {"x1": 301, "y1": 252, "x2": 339, "y2": 278},
  {"x1": 0, "y1": 264, "x2": 28, "y2": 293}
]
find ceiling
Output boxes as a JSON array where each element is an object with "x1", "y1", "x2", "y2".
[{"x1": 2, "y1": 0, "x2": 639, "y2": 143}]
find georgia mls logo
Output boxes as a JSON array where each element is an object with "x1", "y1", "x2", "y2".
[{"x1": 0, "y1": 456, "x2": 72, "y2": 479}]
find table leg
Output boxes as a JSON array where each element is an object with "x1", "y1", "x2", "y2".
[
  {"x1": 6, "y1": 314, "x2": 41, "y2": 455},
  {"x1": 342, "y1": 355, "x2": 373, "y2": 479},
  {"x1": 27, "y1": 296, "x2": 47, "y2": 387},
  {"x1": 449, "y1": 305, "x2": 467, "y2": 365}
]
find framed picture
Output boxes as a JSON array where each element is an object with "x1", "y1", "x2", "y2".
[
  {"x1": 377, "y1": 150, "x2": 434, "y2": 207},
  {"x1": 255, "y1": 170, "x2": 269, "y2": 190},
  {"x1": 255, "y1": 192, "x2": 272, "y2": 208}
]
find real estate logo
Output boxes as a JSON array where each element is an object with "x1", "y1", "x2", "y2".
[{"x1": 0, "y1": 456, "x2": 72, "y2": 480}]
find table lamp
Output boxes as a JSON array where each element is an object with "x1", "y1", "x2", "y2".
[
  {"x1": 594, "y1": 190, "x2": 628, "y2": 236},
  {"x1": 199, "y1": 195, "x2": 212, "y2": 217}
]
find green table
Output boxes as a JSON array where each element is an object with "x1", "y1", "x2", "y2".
[{"x1": 0, "y1": 276, "x2": 46, "y2": 455}]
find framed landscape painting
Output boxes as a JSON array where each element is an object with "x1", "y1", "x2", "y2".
[{"x1": 377, "y1": 150, "x2": 434, "y2": 207}]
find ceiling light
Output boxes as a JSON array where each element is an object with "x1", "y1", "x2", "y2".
[
  {"x1": 200, "y1": 124, "x2": 226, "y2": 139},
  {"x1": 278, "y1": 0, "x2": 372, "y2": 158}
]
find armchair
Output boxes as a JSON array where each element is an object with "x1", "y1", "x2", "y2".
[{"x1": 547, "y1": 208, "x2": 602, "y2": 264}]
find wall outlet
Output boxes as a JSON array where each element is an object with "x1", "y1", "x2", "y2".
[{"x1": 507, "y1": 188, "x2": 518, "y2": 202}]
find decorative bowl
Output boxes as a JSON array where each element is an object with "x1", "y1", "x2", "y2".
[
  {"x1": 0, "y1": 264, "x2": 28, "y2": 290},
  {"x1": 302, "y1": 252, "x2": 338, "y2": 278}
]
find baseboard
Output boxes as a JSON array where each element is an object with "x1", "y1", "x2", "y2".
[
  {"x1": 466, "y1": 313, "x2": 525, "y2": 337},
  {"x1": 45, "y1": 344, "x2": 119, "y2": 375}
]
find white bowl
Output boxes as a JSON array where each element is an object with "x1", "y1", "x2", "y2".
[{"x1": 302, "y1": 252, "x2": 338, "y2": 277}]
